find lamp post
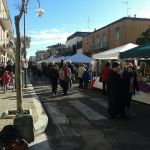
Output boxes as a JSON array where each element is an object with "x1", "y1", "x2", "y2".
[
  {"x1": 15, "y1": 0, "x2": 44, "y2": 113},
  {"x1": 24, "y1": 7, "x2": 27, "y2": 88},
  {"x1": 23, "y1": 0, "x2": 44, "y2": 88}
]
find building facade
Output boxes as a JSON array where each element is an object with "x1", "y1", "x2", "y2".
[
  {"x1": 0, "y1": 0, "x2": 14, "y2": 66},
  {"x1": 66, "y1": 32, "x2": 91, "y2": 54},
  {"x1": 36, "y1": 50, "x2": 49, "y2": 61},
  {"x1": 83, "y1": 17, "x2": 150, "y2": 55},
  {"x1": 47, "y1": 43, "x2": 66, "y2": 56},
  {"x1": 29, "y1": 56, "x2": 36, "y2": 62}
]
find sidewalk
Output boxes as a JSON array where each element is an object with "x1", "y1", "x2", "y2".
[{"x1": 0, "y1": 77, "x2": 48, "y2": 136}]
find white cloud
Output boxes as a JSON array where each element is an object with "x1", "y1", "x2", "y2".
[
  {"x1": 132, "y1": 6, "x2": 150, "y2": 18},
  {"x1": 29, "y1": 28, "x2": 71, "y2": 45}
]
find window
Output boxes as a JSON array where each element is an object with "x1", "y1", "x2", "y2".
[
  {"x1": 102, "y1": 33, "x2": 106, "y2": 42},
  {"x1": 96, "y1": 36, "x2": 100, "y2": 48},
  {"x1": 115, "y1": 28, "x2": 121, "y2": 40}
]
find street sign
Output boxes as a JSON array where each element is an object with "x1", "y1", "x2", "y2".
[{"x1": 23, "y1": 58, "x2": 28, "y2": 68}]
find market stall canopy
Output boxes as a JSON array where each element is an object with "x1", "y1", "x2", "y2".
[
  {"x1": 53, "y1": 56, "x2": 70, "y2": 63},
  {"x1": 92, "y1": 43, "x2": 138, "y2": 60},
  {"x1": 64, "y1": 53, "x2": 92, "y2": 63},
  {"x1": 120, "y1": 43, "x2": 150, "y2": 59},
  {"x1": 44, "y1": 56, "x2": 57, "y2": 63}
]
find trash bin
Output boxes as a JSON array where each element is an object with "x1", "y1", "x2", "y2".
[{"x1": 13, "y1": 115, "x2": 34, "y2": 143}]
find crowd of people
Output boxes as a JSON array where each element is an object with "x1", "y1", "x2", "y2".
[
  {"x1": 0, "y1": 58, "x2": 146, "y2": 121},
  {"x1": 29, "y1": 60, "x2": 146, "y2": 120},
  {"x1": 100, "y1": 61, "x2": 141, "y2": 119},
  {"x1": 29, "y1": 61, "x2": 91, "y2": 96}
]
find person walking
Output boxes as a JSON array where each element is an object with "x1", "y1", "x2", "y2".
[
  {"x1": 100, "y1": 62, "x2": 110, "y2": 95},
  {"x1": 67, "y1": 62, "x2": 75, "y2": 89},
  {"x1": 49, "y1": 64, "x2": 59, "y2": 95},
  {"x1": 59, "y1": 64, "x2": 71, "y2": 95},
  {"x1": 122, "y1": 63, "x2": 139, "y2": 116},
  {"x1": 77, "y1": 64, "x2": 86, "y2": 89},
  {"x1": 107, "y1": 62, "x2": 126, "y2": 119},
  {"x1": 82, "y1": 69, "x2": 91, "y2": 90},
  {"x1": 1, "y1": 71, "x2": 11, "y2": 93},
  {"x1": 0, "y1": 62, "x2": 5, "y2": 89}
]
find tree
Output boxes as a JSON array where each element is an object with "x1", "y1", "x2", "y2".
[
  {"x1": 14, "y1": 36, "x2": 31, "y2": 49},
  {"x1": 15, "y1": 0, "x2": 29, "y2": 113},
  {"x1": 136, "y1": 26, "x2": 150, "y2": 45},
  {"x1": 14, "y1": 36, "x2": 31, "y2": 55}
]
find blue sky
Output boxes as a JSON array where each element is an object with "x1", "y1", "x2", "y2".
[{"x1": 7, "y1": 0, "x2": 150, "y2": 58}]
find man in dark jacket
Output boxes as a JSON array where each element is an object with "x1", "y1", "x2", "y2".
[
  {"x1": 49, "y1": 64, "x2": 59, "y2": 95},
  {"x1": 107, "y1": 62, "x2": 125, "y2": 119}
]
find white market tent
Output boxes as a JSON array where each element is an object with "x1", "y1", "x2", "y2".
[
  {"x1": 64, "y1": 53, "x2": 93, "y2": 63},
  {"x1": 92, "y1": 43, "x2": 138, "y2": 60}
]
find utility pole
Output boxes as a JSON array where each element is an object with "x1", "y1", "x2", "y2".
[{"x1": 24, "y1": 7, "x2": 27, "y2": 88}]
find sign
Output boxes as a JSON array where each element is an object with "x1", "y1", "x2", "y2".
[{"x1": 23, "y1": 58, "x2": 28, "y2": 68}]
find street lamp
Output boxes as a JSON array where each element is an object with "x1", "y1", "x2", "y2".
[
  {"x1": 36, "y1": 0, "x2": 44, "y2": 17},
  {"x1": 23, "y1": 0, "x2": 44, "y2": 88}
]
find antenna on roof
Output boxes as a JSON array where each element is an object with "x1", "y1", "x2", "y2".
[
  {"x1": 123, "y1": 1, "x2": 130, "y2": 17},
  {"x1": 87, "y1": 16, "x2": 91, "y2": 32}
]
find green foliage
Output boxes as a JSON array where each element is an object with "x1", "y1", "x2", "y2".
[
  {"x1": 14, "y1": 36, "x2": 31, "y2": 49},
  {"x1": 136, "y1": 26, "x2": 150, "y2": 45}
]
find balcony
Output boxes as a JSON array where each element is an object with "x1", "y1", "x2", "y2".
[{"x1": 0, "y1": 10, "x2": 12, "y2": 31}]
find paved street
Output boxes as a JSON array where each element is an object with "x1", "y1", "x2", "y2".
[{"x1": 32, "y1": 79, "x2": 150, "y2": 150}]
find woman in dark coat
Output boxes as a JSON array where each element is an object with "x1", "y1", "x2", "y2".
[
  {"x1": 107, "y1": 62, "x2": 125, "y2": 118},
  {"x1": 122, "y1": 63, "x2": 139, "y2": 115}
]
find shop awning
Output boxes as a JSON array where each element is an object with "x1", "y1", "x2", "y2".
[
  {"x1": 120, "y1": 43, "x2": 150, "y2": 59},
  {"x1": 92, "y1": 43, "x2": 138, "y2": 60}
]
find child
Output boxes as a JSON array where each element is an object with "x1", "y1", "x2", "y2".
[
  {"x1": 1, "y1": 71, "x2": 11, "y2": 93},
  {"x1": 82, "y1": 70, "x2": 91, "y2": 89}
]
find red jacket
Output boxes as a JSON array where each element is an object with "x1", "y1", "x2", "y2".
[
  {"x1": 101, "y1": 67, "x2": 110, "y2": 81},
  {"x1": 1, "y1": 74, "x2": 10, "y2": 85}
]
